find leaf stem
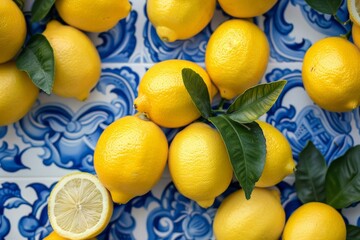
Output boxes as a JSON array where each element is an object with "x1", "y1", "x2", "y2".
[
  {"x1": 333, "y1": 14, "x2": 350, "y2": 26},
  {"x1": 217, "y1": 98, "x2": 226, "y2": 110}
]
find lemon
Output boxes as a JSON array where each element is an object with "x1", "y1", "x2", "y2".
[
  {"x1": 348, "y1": 0, "x2": 360, "y2": 26},
  {"x1": 282, "y1": 202, "x2": 346, "y2": 240},
  {"x1": 213, "y1": 188, "x2": 285, "y2": 240},
  {"x1": 55, "y1": 0, "x2": 131, "y2": 32},
  {"x1": 44, "y1": 231, "x2": 96, "y2": 240},
  {"x1": 168, "y1": 122, "x2": 233, "y2": 208},
  {"x1": 218, "y1": 0, "x2": 278, "y2": 18},
  {"x1": 205, "y1": 19, "x2": 270, "y2": 100},
  {"x1": 352, "y1": 23, "x2": 360, "y2": 48},
  {"x1": 42, "y1": 20, "x2": 101, "y2": 101},
  {"x1": 302, "y1": 36, "x2": 360, "y2": 112},
  {"x1": 0, "y1": 61, "x2": 39, "y2": 126},
  {"x1": 0, "y1": 0, "x2": 27, "y2": 64},
  {"x1": 256, "y1": 120, "x2": 295, "y2": 187},
  {"x1": 47, "y1": 172, "x2": 113, "y2": 240},
  {"x1": 147, "y1": 0, "x2": 216, "y2": 42},
  {"x1": 134, "y1": 59, "x2": 217, "y2": 128},
  {"x1": 94, "y1": 114, "x2": 168, "y2": 204}
]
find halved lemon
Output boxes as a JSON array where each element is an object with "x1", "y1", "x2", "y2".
[
  {"x1": 48, "y1": 172, "x2": 113, "y2": 240},
  {"x1": 348, "y1": 0, "x2": 360, "y2": 26}
]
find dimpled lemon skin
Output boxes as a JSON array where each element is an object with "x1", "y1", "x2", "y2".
[
  {"x1": 134, "y1": 59, "x2": 217, "y2": 128},
  {"x1": 0, "y1": 62, "x2": 39, "y2": 126},
  {"x1": 256, "y1": 121, "x2": 295, "y2": 187},
  {"x1": 302, "y1": 37, "x2": 360, "y2": 112},
  {"x1": 0, "y1": 0, "x2": 27, "y2": 64},
  {"x1": 147, "y1": 0, "x2": 216, "y2": 42},
  {"x1": 44, "y1": 231, "x2": 97, "y2": 240},
  {"x1": 352, "y1": 23, "x2": 360, "y2": 48},
  {"x1": 43, "y1": 21, "x2": 101, "y2": 101},
  {"x1": 205, "y1": 19, "x2": 270, "y2": 100},
  {"x1": 168, "y1": 122, "x2": 233, "y2": 208},
  {"x1": 55, "y1": 0, "x2": 131, "y2": 32},
  {"x1": 94, "y1": 115, "x2": 168, "y2": 204},
  {"x1": 214, "y1": 188, "x2": 286, "y2": 240},
  {"x1": 282, "y1": 202, "x2": 346, "y2": 240},
  {"x1": 218, "y1": 0, "x2": 278, "y2": 18}
]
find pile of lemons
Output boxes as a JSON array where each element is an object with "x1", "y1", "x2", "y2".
[
  {"x1": 0, "y1": 0, "x2": 131, "y2": 126},
  {"x1": 2, "y1": 0, "x2": 357, "y2": 239}
]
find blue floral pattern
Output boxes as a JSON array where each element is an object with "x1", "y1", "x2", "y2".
[{"x1": 2, "y1": 0, "x2": 360, "y2": 238}]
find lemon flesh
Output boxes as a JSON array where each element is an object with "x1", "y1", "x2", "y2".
[{"x1": 48, "y1": 172, "x2": 113, "y2": 240}]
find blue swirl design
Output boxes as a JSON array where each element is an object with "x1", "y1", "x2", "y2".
[
  {"x1": 143, "y1": 4, "x2": 212, "y2": 63},
  {"x1": 0, "y1": 142, "x2": 29, "y2": 172},
  {"x1": 264, "y1": 0, "x2": 349, "y2": 62},
  {"x1": 2, "y1": 67, "x2": 139, "y2": 173},
  {"x1": 265, "y1": 68, "x2": 353, "y2": 162},
  {"x1": 96, "y1": 11, "x2": 137, "y2": 63},
  {"x1": 0, "y1": 182, "x2": 30, "y2": 239},
  {"x1": 0, "y1": 126, "x2": 7, "y2": 139},
  {"x1": 146, "y1": 182, "x2": 239, "y2": 240},
  {"x1": 277, "y1": 181, "x2": 302, "y2": 219},
  {"x1": 19, "y1": 183, "x2": 54, "y2": 240}
]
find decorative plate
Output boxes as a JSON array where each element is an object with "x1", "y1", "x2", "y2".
[{"x1": 1, "y1": 0, "x2": 359, "y2": 239}]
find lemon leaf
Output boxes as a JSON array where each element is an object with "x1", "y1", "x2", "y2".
[
  {"x1": 182, "y1": 68, "x2": 212, "y2": 119},
  {"x1": 295, "y1": 141, "x2": 327, "y2": 204},
  {"x1": 209, "y1": 115, "x2": 266, "y2": 199},
  {"x1": 346, "y1": 224, "x2": 360, "y2": 240},
  {"x1": 16, "y1": 34, "x2": 55, "y2": 95},
  {"x1": 31, "y1": 0, "x2": 55, "y2": 22},
  {"x1": 325, "y1": 145, "x2": 360, "y2": 209},
  {"x1": 226, "y1": 80, "x2": 286, "y2": 123},
  {"x1": 305, "y1": 0, "x2": 342, "y2": 14}
]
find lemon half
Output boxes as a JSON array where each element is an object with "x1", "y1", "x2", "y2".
[{"x1": 48, "y1": 172, "x2": 113, "y2": 240}]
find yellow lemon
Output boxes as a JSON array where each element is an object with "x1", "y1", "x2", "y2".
[
  {"x1": 0, "y1": 0, "x2": 27, "y2": 64},
  {"x1": 94, "y1": 114, "x2": 168, "y2": 204},
  {"x1": 0, "y1": 61, "x2": 39, "y2": 126},
  {"x1": 47, "y1": 172, "x2": 113, "y2": 240},
  {"x1": 55, "y1": 0, "x2": 131, "y2": 32},
  {"x1": 168, "y1": 122, "x2": 233, "y2": 208},
  {"x1": 213, "y1": 188, "x2": 286, "y2": 240},
  {"x1": 205, "y1": 19, "x2": 270, "y2": 100},
  {"x1": 256, "y1": 121, "x2": 295, "y2": 187},
  {"x1": 302, "y1": 36, "x2": 360, "y2": 112},
  {"x1": 44, "y1": 231, "x2": 96, "y2": 240},
  {"x1": 218, "y1": 0, "x2": 278, "y2": 18},
  {"x1": 282, "y1": 202, "x2": 346, "y2": 240},
  {"x1": 352, "y1": 23, "x2": 360, "y2": 48},
  {"x1": 134, "y1": 59, "x2": 217, "y2": 128},
  {"x1": 42, "y1": 20, "x2": 101, "y2": 101},
  {"x1": 147, "y1": 0, "x2": 216, "y2": 42},
  {"x1": 348, "y1": 0, "x2": 360, "y2": 26}
]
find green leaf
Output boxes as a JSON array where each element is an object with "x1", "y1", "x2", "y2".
[
  {"x1": 182, "y1": 68, "x2": 212, "y2": 119},
  {"x1": 325, "y1": 145, "x2": 360, "y2": 209},
  {"x1": 295, "y1": 141, "x2": 327, "y2": 204},
  {"x1": 347, "y1": 224, "x2": 360, "y2": 240},
  {"x1": 13, "y1": 0, "x2": 25, "y2": 9},
  {"x1": 305, "y1": 0, "x2": 342, "y2": 14},
  {"x1": 209, "y1": 115, "x2": 266, "y2": 199},
  {"x1": 31, "y1": 0, "x2": 55, "y2": 22},
  {"x1": 226, "y1": 80, "x2": 286, "y2": 123},
  {"x1": 16, "y1": 34, "x2": 55, "y2": 94}
]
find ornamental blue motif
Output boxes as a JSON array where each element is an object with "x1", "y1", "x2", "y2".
[
  {"x1": 0, "y1": 67, "x2": 139, "y2": 173},
  {"x1": 265, "y1": 68, "x2": 353, "y2": 162},
  {"x1": 264, "y1": 0, "x2": 350, "y2": 62},
  {"x1": 96, "y1": 11, "x2": 138, "y2": 63}
]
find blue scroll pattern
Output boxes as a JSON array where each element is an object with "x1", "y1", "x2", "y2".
[
  {"x1": 264, "y1": 0, "x2": 350, "y2": 62},
  {"x1": 0, "y1": 67, "x2": 139, "y2": 173},
  {"x1": 265, "y1": 68, "x2": 354, "y2": 162}
]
